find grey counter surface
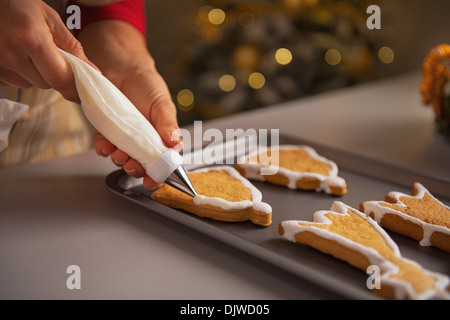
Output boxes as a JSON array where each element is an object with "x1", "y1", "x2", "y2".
[{"x1": 1, "y1": 71, "x2": 449, "y2": 299}]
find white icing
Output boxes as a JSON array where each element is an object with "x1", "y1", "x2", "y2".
[
  {"x1": 323, "y1": 176, "x2": 346, "y2": 194},
  {"x1": 237, "y1": 145, "x2": 346, "y2": 194},
  {"x1": 60, "y1": 50, "x2": 182, "y2": 184},
  {"x1": 280, "y1": 201, "x2": 450, "y2": 300},
  {"x1": 362, "y1": 182, "x2": 450, "y2": 247},
  {"x1": 251, "y1": 201, "x2": 273, "y2": 215},
  {"x1": 281, "y1": 201, "x2": 401, "y2": 259},
  {"x1": 191, "y1": 165, "x2": 272, "y2": 214}
]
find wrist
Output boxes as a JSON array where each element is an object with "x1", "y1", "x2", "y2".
[{"x1": 78, "y1": 20, "x2": 155, "y2": 84}]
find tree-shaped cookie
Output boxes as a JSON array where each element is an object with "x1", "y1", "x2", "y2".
[
  {"x1": 152, "y1": 166, "x2": 272, "y2": 226},
  {"x1": 278, "y1": 201, "x2": 449, "y2": 299},
  {"x1": 360, "y1": 182, "x2": 450, "y2": 253},
  {"x1": 236, "y1": 145, "x2": 347, "y2": 196}
]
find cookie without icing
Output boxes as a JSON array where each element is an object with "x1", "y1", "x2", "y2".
[
  {"x1": 360, "y1": 182, "x2": 450, "y2": 253},
  {"x1": 151, "y1": 165, "x2": 272, "y2": 226},
  {"x1": 236, "y1": 145, "x2": 347, "y2": 196},
  {"x1": 278, "y1": 201, "x2": 449, "y2": 300}
]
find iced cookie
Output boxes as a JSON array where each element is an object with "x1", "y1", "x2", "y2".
[
  {"x1": 360, "y1": 182, "x2": 450, "y2": 253},
  {"x1": 151, "y1": 165, "x2": 272, "y2": 226},
  {"x1": 236, "y1": 145, "x2": 347, "y2": 195},
  {"x1": 278, "y1": 201, "x2": 449, "y2": 300}
]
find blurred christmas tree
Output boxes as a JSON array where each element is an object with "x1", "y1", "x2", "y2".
[{"x1": 173, "y1": 0, "x2": 385, "y2": 120}]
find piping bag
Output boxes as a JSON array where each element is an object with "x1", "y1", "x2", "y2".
[{"x1": 60, "y1": 49, "x2": 197, "y2": 197}]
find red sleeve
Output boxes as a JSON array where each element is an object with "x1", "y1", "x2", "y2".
[{"x1": 68, "y1": 0, "x2": 146, "y2": 38}]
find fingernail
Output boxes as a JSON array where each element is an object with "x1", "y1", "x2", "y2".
[
  {"x1": 170, "y1": 128, "x2": 182, "y2": 143},
  {"x1": 124, "y1": 168, "x2": 137, "y2": 176},
  {"x1": 112, "y1": 158, "x2": 126, "y2": 166},
  {"x1": 173, "y1": 142, "x2": 184, "y2": 153},
  {"x1": 112, "y1": 154, "x2": 127, "y2": 165}
]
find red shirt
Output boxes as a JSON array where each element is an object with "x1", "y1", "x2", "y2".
[{"x1": 69, "y1": 0, "x2": 146, "y2": 38}]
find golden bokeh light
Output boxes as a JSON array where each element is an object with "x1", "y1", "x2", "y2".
[
  {"x1": 378, "y1": 46, "x2": 395, "y2": 64},
  {"x1": 176, "y1": 89, "x2": 194, "y2": 111},
  {"x1": 275, "y1": 48, "x2": 293, "y2": 65},
  {"x1": 208, "y1": 8, "x2": 226, "y2": 25},
  {"x1": 248, "y1": 72, "x2": 265, "y2": 89},
  {"x1": 325, "y1": 48, "x2": 342, "y2": 66},
  {"x1": 218, "y1": 74, "x2": 236, "y2": 92}
]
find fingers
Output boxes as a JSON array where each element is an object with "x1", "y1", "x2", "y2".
[
  {"x1": 30, "y1": 50, "x2": 79, "y2": 103},
  {"x1": 143, "y1": 175, "x2": 161, "y2": 190},
  {"x1": 48, "y1": 10, "x2": 88, "y2": 64},
  {"x1": 28, "y1": 32, "x2": 80, "y2": 102},
  {"x1": 0, "y1": 67, "x2": 33, "y2": 88},
  {"x1": 110, "y1": 149, "x2": 129, "y2": 167},
  {"x1": 94, "y1": 130, "x2": 159, "y2": 189},
  {"x1": 93, "y1": 130, "x2": 147, "y2": 180},
  {"x1": 46, "y1": 7, "x2": 100, "y2": 71},
  {"x1": 112, "y1": 150, "x2": 148, "y2": 180},
  {"x1": 0, "y1": 1, "x2": 98, "y2": 102},
  {"x1": 0, "y1": 53, "x2": 53, "y2": 88},
  {"x1": 94, "y1": 130, "x2": 127, "y2": 167},
  {"x1": 27, "y1": 3, "x2": 99, "y2": 102},
  {"x1": 122, "y1": 158, "x2": 146, "y2": 178},
  {"x1": 93, "y1": 130, "x2": 115, "y2": 156}
]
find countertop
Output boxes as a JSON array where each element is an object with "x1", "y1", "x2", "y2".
[{"x1": 1, "y1": 71, "x2": 449, "y2": 300}]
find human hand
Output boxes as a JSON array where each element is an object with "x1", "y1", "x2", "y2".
[
  {"x1": 0, "y1": 0, "x2": 95, "y2": 102},
  {"x1": 79, "y1": 20, "x2": 182, "y2": 189}
]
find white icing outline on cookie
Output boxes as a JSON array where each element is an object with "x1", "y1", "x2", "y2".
[
  {"x1": 281, "y1": 201, "x2": 401, "y2": 259},
  {"x1": 191, "y1": 165, "x2": 272, "y2": 214},
  {"x1": 362, "y1": 182, "x2": 450, "y2": 247},
  {"x1": 280, "y1": 201, "x2": 450, "y2": 300},
  {"x1": 237, "y1": 145, "x2": 346, "y2": 194}
]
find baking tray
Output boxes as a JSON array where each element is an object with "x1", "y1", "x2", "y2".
[{"x1": 105, "y1": 134, "x2": 450, "y2": 299}]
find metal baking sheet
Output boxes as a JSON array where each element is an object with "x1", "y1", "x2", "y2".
[{"x1": 105, "y1": 134, "x2": 450, "y2": 299}]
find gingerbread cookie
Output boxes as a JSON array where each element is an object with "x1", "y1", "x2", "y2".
[
  {"x1": 278, "y1": 201, "x2": 449, "y2": 299},
  {"x1": 360, "y1": 182, "x2": 450, "y2": 253},
  {"x1": 236, "y1": 145, "x2": 347, "y2": 195},
  {"x1": 151, "y1": 166, "x2": 272, "y2": 226}
]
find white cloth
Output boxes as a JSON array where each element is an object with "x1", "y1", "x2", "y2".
[{"x1": 0, "y1": 99, "x2": 29, "y2": 152}]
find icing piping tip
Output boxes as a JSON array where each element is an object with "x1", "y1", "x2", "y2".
[{"x1": 165, "y1": 166, "x2": 198, "y2": 198}]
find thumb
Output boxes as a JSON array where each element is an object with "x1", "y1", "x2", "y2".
[
  {"x1": 150, "y1": 98, "x2": 182, "y2": 149},
  {"x1": 47, "y1": 10, "x2": 99, "y2": 71},
  {"x1": 29, "y1": 7, "x2": 99, "y2": 103}
]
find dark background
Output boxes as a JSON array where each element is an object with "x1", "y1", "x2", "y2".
[{"x1": 144, "y1": 0, "x2": 450, "y2": 125}]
